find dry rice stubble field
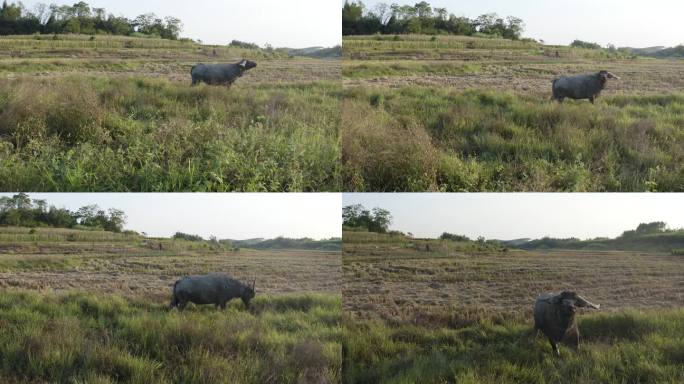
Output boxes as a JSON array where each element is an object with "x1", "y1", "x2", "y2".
[
  {"x1": 0, "y1": 242, "x2": 341, "y2": 302},
  {"x1": 0, "y1": 35, "x2": 342, "y2": 192},
  {"x1": 342, "y1": 35, "x2": 684, "y2": 192},
  {"x1": 342, "y1": 241, "x2": 684, "y2": 383},
  {"x1": 0, "y1": 228, "x2": 342, "y2": 383},
  {"x1": 343, "y1": 245, "x2": 684, "y2": 320}
]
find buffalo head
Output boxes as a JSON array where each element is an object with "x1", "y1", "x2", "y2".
[
  {"x1": 598, "y1": 70, "x2": 620, "y2": 82},
  {"x1": 238, "y1": 59, "x2": 257, "y2": 70}
]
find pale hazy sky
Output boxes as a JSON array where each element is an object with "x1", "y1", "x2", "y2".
[
  {"x1": 343, "y1": 193, "x2": 684, "y2": 240},
  {"x1": 2, "y1": 193, "x2": 342, "y2": 240},
  {"x1": 357, "y1": 0, "x2": 684, "y2": 48},
  {"x1": 22, "y1": 0, "x2": 341, "y2": 47}
]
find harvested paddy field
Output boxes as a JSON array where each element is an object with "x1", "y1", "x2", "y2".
[
  {"x1": 0, "y1": 227, "x2": 341, "y2": 301},
  {"x1": 0, "y1": 35, "x2": 341, "y2": 191},
  {"x1": 342, "y1": 35, "x2": 684, "y2": 192},
  {"x1": 0, "y1": 227, "x2": 342, "y2": 384},
  {"x1": 342, "y1": 235, "x2": 684, "y2": 383},
  {"x1": 343, "y1": 243, "x2": 684, "y2": 320}
]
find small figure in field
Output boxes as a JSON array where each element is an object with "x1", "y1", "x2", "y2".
[
  {"x1": 212, "y1": 48, "x2": 217, "y2": 57},
  {"x1": 170, "y1": 273, "x2": 255, "y2": 310},
  {"x1": 425, "y1": 244, "x2": 430, "y2": 252},
  {"x1": 190, "y1": 59, "x2": 257, "y2": 87},
  {"x1": 534, "y1": 291, "x2": 600, "y2": 356},
  {"x1": 158, "y1": 243, "x2": 163, "y2": 251},
  {"x1": 552, "y1": 70, "x2": 620, "y2": 103}
]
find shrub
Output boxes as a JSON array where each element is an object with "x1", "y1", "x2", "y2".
[{"x1": 342, "y1": 100, "x2": 439, "y2": 191}]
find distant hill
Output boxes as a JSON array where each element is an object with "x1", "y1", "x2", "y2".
[
  {"x1": 229, "y1": 237, "x2": 341, "y2": 251},
  {"x1": 623, "y1": 45, "x2": 684, "y2": 58},
  {"x1": 508, "y1": 230, "x2": 684, "y2": 253},
  {"x1": 282, "y1": 46, "x2": 341, "y2": 58},
  {"x1": 228, "y1": 238, "x2": 264, "y2": 246},
  {"x1": 497, "y1": 238, "x2": 531, "y2": 247}
]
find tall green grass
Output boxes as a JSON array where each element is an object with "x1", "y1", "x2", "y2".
[
  {"x1": 343, "y1": 87, "x2": 684, "y2": 191},
  {"x1": 0, "y1": 226, "x2": 141, "y2": 243},
  {"x1": 0, "y1": 291, "x2": 341, "y2": 383},
  {"x1": 344, "y1": 309, "x2": 684, "y2": 383},
  {"x1": 0, "y1": 76, "x2": 341, "y2": 191}
]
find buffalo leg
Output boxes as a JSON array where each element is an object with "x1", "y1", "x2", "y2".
[
  {"x1": 589, "y1": 96, "x2": 595, "y2": 104},
  {"x1": 177, "y1": 301, "x2": 187, "y2": 311},
  {"x1": 548, "y1": 337, "x2": 560, "y2": 357},
  {"x1": 569, "y1": 331, "x2": 580, "y2": 352}
]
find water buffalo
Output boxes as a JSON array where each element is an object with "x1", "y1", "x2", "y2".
[
  {"x1": 552, "y1": 70, "x2": 620, "y2": 103},
  {"x1": 170, "y1": 273, "x2": 255, "y2": 310},
  {"x1": 190, "y1": 59, "x2": 257, "y2": 86},
  {"x1": 534, "y1": 291, "x2": 600, "y2": 356}
]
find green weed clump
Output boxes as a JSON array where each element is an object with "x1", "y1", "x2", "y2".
[
  {"x1": 0, "y1": 76, "x2": 340, "y2": 191},
  {"x1": 343, "y1": 87, "x2": 684, "y2": 191},
  {"x1": 343, "y1": 309, "x2": 684, "y2": 384},
  {"x1": 0, "y1": 291, "x2": 341, "y2": 384}
]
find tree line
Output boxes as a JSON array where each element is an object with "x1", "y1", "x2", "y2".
[
  {"x1": 343, "y1": 1, "x2": 524, "y2": 39},
  {"x1": 343, "y1": 204, "x2": 393, "y2": 233},
  {"x1": 0, "y1": 1, "x2": 183, "y2": 39},
  {"x1": 0, "y1": 193, "x2": 126, "y2": 232}
]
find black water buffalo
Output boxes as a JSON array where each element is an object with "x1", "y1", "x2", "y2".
[
  {"x1": 190, "y1": 59, "x2": 257, "y2": 86},
  {"x1": 534, "y1": 291, "x2": 600, "y2": 356},
  {"x1": 552, "y1": 70, "x2": 620, "y2": 103},
  {"x1": 170, "y1": 273, "x2": 255, "y2": 310}
]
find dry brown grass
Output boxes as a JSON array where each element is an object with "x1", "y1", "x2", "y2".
[
  {"x1": 0, "y1": 55, "x2": 340, "y2": 86},
  {"x1": 342, "y1": 99, "x2": 440, "y2": 191},
  {"x1": 0, "y1": 241, "x2": 341, "y2": 304},
  {"x1": 343, "y1": 243, "x2": 684, "y2": 322},
  {"x1": 344, "y1": 36, "x2": 684, "y2": 96}
]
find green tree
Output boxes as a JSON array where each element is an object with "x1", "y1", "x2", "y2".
[
  {"x1": 76, "y1": 204, "x2": 98, "y2": 225},
  {"x1": 0, "y1": 0, "x2": 22, "y2": 22},
  {"x1": 342, "y1": 1, "x2": 364, "y2": 35},
  {"x1": 71, "y1": 1, "x2": 91, "y2": 18},
  {"x1": 635, "y1": 222, "x2": 667, "y2": 234},
  {"x1": 414, "y1": 1, "x2": 432, "y2": 18},
  {"x1": 342, "y1": 204, "x2": 364, "y2": 227},
  {"x1": 162, "y1": 16, "x2": 182, "y2": 39},
  {"x1": 12, "y1": 193, "x2": 32, "y2": 210},
  {"x1": 105, "y1": 208, "x2": 126, "y2": 232},
  {"x1": 369, "y1": 208, "x2": 392, "y2": 233}
]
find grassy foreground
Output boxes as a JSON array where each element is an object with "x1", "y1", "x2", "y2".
[
  {"x1": 344, "y1": 309, "x2": 684, "y2": 384},
  {"x1": 0, "y1": 76, "x2": 340, "y2": 191},
  {"x1": 0, "y1": 291, "x2": 341, "y2": 383},
  {"x1": 343, "y1": 88, "x2": 684, "y2": 191}
]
